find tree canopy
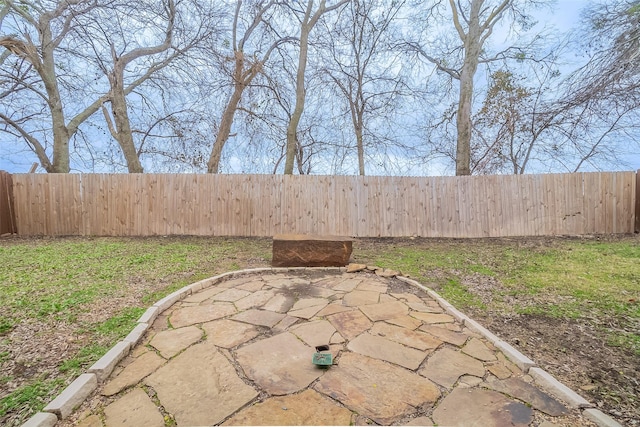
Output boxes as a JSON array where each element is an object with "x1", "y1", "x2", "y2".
[{"x1": 0, "y1": 0, "x2": 638, "y2": 175}]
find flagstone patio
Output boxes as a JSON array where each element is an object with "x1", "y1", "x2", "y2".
[{"x1": 58, "y1": 270, "x2": 602, "y2": 427}]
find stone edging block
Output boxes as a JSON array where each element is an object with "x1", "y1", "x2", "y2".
[
  {"x1": 88, "y1": 341, "x2": 131, "y2": 382},
  {"x1": 396, "y1": 275, "x2": 534, "y2": 370},
  {"x1": 582, "y1": 408, "x2": 623, "y2": 427},
  {"x1": 21, "y1": 412, "x2": 58, "y2": 427},
  {"x1": 32, "y1": 267, "x2": 610, "y2": 427},
  {"x1": 153, "y1": 287, "x2": 192, "y2": 312},
  {"x1": 528, "y1": 367, "x2": 593, "y2": 409},
  {"x1": 493, "y1": 340, "x2": 536, "y2": 371},
  {"x1": 137, "y1": 306, "x2": 159, "y2": 324},
  {"x1": 123, "y1": 323, "x2": 149, "y2": 346},
  {"x1": 43, "y1": 373, "x2": 97, "y2": 419},
  {"x1": 395, "y1": 272, "x2": 614, "y2": 422},
  {"x1": 27, "y1": 267, "x2": 352, "y2": 427}
]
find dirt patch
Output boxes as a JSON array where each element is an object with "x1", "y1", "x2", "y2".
[{"x1": 475, "y1": 312, "x2": 640, "y2": 426}]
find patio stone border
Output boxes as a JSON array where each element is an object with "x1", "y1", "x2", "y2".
[{"x1": 22, "y1": 267, "x2": 622, "y2": 427}]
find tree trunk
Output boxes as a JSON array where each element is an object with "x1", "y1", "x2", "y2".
[
  {"x1": 284, "y1": 22, "x2": 310, "y2": 175},
  {"x1": 109, "y1": 72, "x2": 144, "y2": 173},
  {"x1": 454, "y1": 2, "x2": 482, "y2": 177},
  {"x1": 41, "y1": 27, "x2": 70, "y2": 173},
  {"x1": 455, "y1": 66, "x2": 474, "y2": 176},
  {"x1": 208, "y1": 85, "x2": 244, "y2": 173},
  {"x1": 285, "y1": 1, "x2": 321, "y2": 175},
  {"x1": 351, "y1": 106, "x2": 365, "y2": 176}
]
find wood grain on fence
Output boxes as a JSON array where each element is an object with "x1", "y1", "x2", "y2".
[
  {"x1": 0, "y1": 171, "x2": 17, "y2": 235},
  {"x1": 10, "y1": 171, "x2": 638, "y2": 237}
]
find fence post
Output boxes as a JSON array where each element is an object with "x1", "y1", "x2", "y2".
[
  {"x1": 635, "y1": 169, "x2": 640, "y2": 233},
  {"x1": 0, "y1": 171, "x2": 17, "y2": 235}
]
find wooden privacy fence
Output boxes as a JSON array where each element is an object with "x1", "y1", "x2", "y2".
[
  {"x1": 0, "y1": 171, "x2": 17, "y2": 235},
  {"x1": 7, "y1": 171, "x2": 639, "y2": 237}
]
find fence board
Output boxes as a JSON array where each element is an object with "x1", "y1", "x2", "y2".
[
  {"x1": 9, "y1": 172, "x2": 638, "y2": 237},
  {"x1": 0, "y1": 171, "x2": 17, "y2": 235}
]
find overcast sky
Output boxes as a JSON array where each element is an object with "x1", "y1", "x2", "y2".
[{"x1": 1, "y1": 0, "x2": 638, "y2": 174}]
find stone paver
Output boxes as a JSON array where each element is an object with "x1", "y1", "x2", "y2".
[
  {"x1": 170, "y1": 302, "x2": 237, "y2": 328},
  {"x1": 290, "y1": 297, "x2": 328, "y2": 311},
  {"x1": 370, "y1": 322, "x2": 442, "y2": 351},
  {"x1": 222, "y1": 389, "x2": 353, "y2": 426},
  {"x1": 327, "y1": 309, "x2": 373, "y2": 340},
  {"x1": 359, "y1": 301, "x2": 409, "y2": 321},
  {"x1": 410, "y1": 312, "x2": 455, "y2": 324},
  {"x1": 103, "y1": 388, "x2": 164, "y2": 427},
  {"x1": 432, "y1": 388, "x2": 534, "y2": 427},
  {"x1": 262, "y1": 294, "x2": 296, "y2": 313},
  {"x1": 356, "y1": 281, "x2": 388, "y2": 293},
  {"x1": 69, "y1": 270, "x2": 600, "y2": 427},
  {"x1": 420, "y1": 324, "x2": 469, "y2": 346},
  {"x1": 484, "y1": 377, "x2": 568, "y2": 416},
  {"x1": 181, "y1": 286, "x2": 226, "y2": 303},
  {"x1": 235, "y1": 332, "x2": 323, "y2": 395},
  {"x1": 343, "y1": 290, "x2": 380, "y2": 306},
  {"x1": 202, "y1": 319, "x2": 260, "y2": 348},
  {"x1": 232, "y1": 308, "x2": 286, "y2": 327},
  {"x1": 391, "y1": 292, "x2": 423, "y2": 303},
  {"x1": 237, "y1": 279, "x2": 267, "y2": 292},
  {"x1": 102, "y1": 351, "x2": 165, "y2": 396},
  {"x1": 348, "y1": 333, "x2": 426, "y2": 370},
  {"x1": 288, "y1": 299, "x2": 329, "y2": 319},
  {"x1": 406, "y1": 301, "x2": 442, "y2": 313},
  {"x1": 419, "y1": 347, "x2": 485, "y2": 388},
  {"x1": 385, "y1": 315, "x2": 422, "y2": 330},
  {"x1": 314, "y1": 353, "x2": 440, "y2": 425},
  {"x1": 332, "y1": 278, "x2": 362, "y2": 292},
  {"x1": 149, "y1": 325, "x2": 203, "y2": 358},
  {"x1": 488, "y1": 362, "x2": 513, "y2": 379},
  {"x1": 76, "y1": 415, "x2": 102, "y2": 427},
  {"x1": 404, "y1": 416, "x2": 434, "y2": 426},
  {"x1": 213, "y1": 287, "x2": 252, "y2": 302},
  {"x1": 316, "y1": 303, "x2": 352, "y2": 317},
  {"x1": 235, "y1": 289, "x2": 275, "y2": 310},
  {"x1": 462, "y1": 337, "x2": 497, "y2": 361},
  {"x1": 291, "y1": 320, "x2": 337, "y2": 347},
  {"x1": 145, "y1": 341, "x2": 257, "y2": 426},
  {"x1": 273, "y1": 315, "x2": 300, "y2": 331}
]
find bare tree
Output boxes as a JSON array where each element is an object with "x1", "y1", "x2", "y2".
[
  {"x1": 556, "y1": 0, "x2": 640, "y2": 171},
  {"x1": 322, "y1": 0, "x2": 406, "y2": 176},
  {"x1": 567, "y1": 0, "x2": 640, "y2": 106},
  {"x1": 407, "y1": 0, "x2": 547, "y2": 175},
  {"x1": 94, "y1": 0, "x2": 177, "y2": 173},
  {"x1": 0, "y1": 0, "x2": 216, "y2": 173},
  {"x1": 0, "y1": 0, "x2": 103, "y2": 172},
  {"x1": 206, "y1": 0, "x2": 294, "y2": 173},
  {"x1": 283, "y1": 0, "x2": 348, "y2": 175}
]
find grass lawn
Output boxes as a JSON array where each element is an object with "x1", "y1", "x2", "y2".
[{"x1": 0, "y1": 235, "x2": 638, "y2": 425}]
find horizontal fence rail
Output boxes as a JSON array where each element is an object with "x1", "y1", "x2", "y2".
[{"x1": 9, "y1": 172, "x2": 638, "y2": 238}]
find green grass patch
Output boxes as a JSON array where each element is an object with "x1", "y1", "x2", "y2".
[
  {"x1": 1, "y1": 235, "x2": 638, "y2": 423},
  {"x1": 93, "y1": 306, "x2": 145, "y2": 340},
  {"x1": 0, "y1": 317, "x2": 15, "y2": 335},
  {"x1": 0, "y1": 376, "x2": 66, "y2": 420},
  {"x1": 607, "y1": 331, "x2": 640, "y2": 355},
  {"x1": 355, "y1": 238, "x2": 640, "y2": 354},
  {"x1": 0, "y1": 236, "x2": 272, "y2": 425},
  {"x1": 440, "y1": 278, "x2": 486, "y2": 310}
]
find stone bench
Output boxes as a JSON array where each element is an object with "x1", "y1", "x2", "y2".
[{"x1": 272, "y1": 234, "x2": 353, "y2": 267}]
